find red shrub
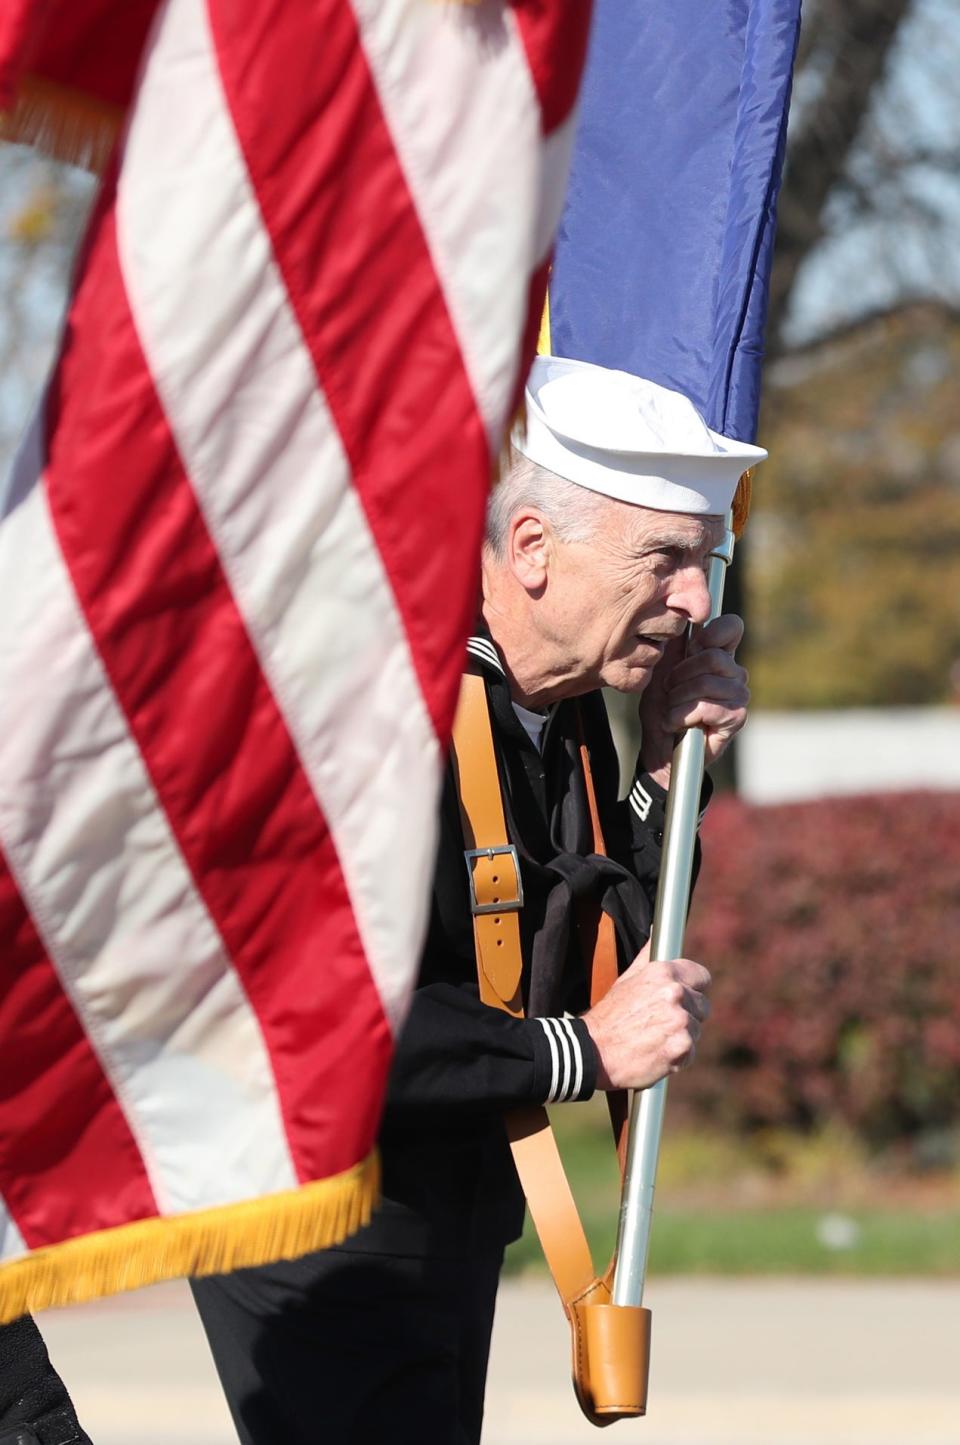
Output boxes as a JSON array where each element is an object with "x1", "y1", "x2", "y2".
[{"x1": 678, "y1": 790, "x2": 960, "y2": 1147}]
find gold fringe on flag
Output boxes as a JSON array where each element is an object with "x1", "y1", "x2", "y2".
[
  {"x1": 0, "y1": 75, "x2": 123, "y2": 173},
  {"x1": 0, "y1": 1150, "x2": 379, "y2": 1324}
]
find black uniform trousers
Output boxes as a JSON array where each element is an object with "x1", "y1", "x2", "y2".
[
  {"x1": 190, "y1": 1240, "x2": 503, "y2": 1445},
  {"x1": 0, "y1": 1315, "x2": 91, "y2": 1445}
]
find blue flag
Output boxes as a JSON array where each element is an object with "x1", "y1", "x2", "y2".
[{"x1": 549, "y1": 0, "x2": 801, "y2": 443}]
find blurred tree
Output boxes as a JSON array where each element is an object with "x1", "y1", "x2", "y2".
[
  {"x1": 771, "y1": 0, "x2": 960, "y2": 356},
  {"x1": 751, "y1": 303, "x2": 960, "y2": 705},
  {"x1": 732, "y1": 0, "x2": 960, "y2": 722}
]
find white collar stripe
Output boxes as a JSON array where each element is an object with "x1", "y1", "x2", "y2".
[
  {"x1": 466, "y1": 637, "x2": 504, "y2": 674},
  {"x1": 630, "y1": 784, "x2": 654, "y2": 823},
  {"x1": 467, "y1": 639, "x2": 500, "y2": 665}
]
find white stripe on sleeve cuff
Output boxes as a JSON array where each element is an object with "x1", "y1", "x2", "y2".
[
  {"x1": 537, "y1": 1017, "x2": 561, "y2": 1102},
  {"x1": 538, "y1": 1015, "x2": 587, "y2": 1103}
]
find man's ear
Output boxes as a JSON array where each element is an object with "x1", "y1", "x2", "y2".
[{"x1": 507, "y1": 510, "x2": 551, "y2": 594}]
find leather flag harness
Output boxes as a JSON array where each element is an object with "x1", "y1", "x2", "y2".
[{"x1": 451, "y1": 669, "x2": 651, "y2": 1425}]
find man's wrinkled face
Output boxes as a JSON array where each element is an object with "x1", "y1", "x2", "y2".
[{"x1": 542, "y1": 501, "x2": 724, "y2": 694}]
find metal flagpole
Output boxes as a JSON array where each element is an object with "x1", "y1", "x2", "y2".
[{"x1": 611, "y1": 514, "x2": 736, "y2": 1308}]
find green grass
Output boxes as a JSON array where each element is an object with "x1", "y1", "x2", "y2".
[
  {"x1": 502, "y1": 1106, "x2": 960, "y2": 1277},
  {"x1": 505, "y1": 1203, "x2": 960, "y2": 1276}
]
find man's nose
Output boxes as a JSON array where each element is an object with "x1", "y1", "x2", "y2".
[{"x1": 671, "y1": 564, "x2": 712, "y2": 624}]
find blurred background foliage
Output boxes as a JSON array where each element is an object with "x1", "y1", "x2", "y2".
[
  {"x1": 743, "y1": 0, "x2": 960, "y2": 709},
  {"x1": 750, "y1": 305, "x2": 960, "y2": 706},
  {"x1": 682, "y1": 791, "x2": 960, "y2": 1153}
]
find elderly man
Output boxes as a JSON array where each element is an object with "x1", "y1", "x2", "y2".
[{"x1": 190, "y1": 357, "x2": 762, "y2": 1445}]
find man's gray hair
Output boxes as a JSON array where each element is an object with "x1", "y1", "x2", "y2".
[{"x1": 485, "y1": 448, "x2": 608, "y2": 559}]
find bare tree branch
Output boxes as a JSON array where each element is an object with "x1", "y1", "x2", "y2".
[
  {"x1": 767, "y1": 296, "x2": 960, "y2": 371},
  {"x1": 768, "y1": 0, "x2": 915, "y2": 353}
]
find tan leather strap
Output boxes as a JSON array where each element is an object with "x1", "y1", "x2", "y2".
[
  {"x1": 452, "y1": 672, "x2": 595, "y2": 1295},
  {"x1": 507, "y1": 1113, "x2": 650, "y2": 1419},
  {"x1": 576, "y1": 728, "x2": 630, "y2": 1171},
  {"x1": 451, "y1": 671, "x2": 523, "y2": 1016},
  {"x1": 453, "y1": 673, "x2": 651, "y2": 1422},
  {"x1": 452, "y1": 675, "x2": 620, "y2": 1298},
  {"x1": 506, "y1": 1107, "x2": 596, "y2": 1301},
  {"x1": 577, "y1": 734, "x2": 620, "y2": 1009}
]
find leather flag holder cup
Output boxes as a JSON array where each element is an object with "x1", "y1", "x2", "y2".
[{"x1": 451, "y1": 670, "x2": 651, "y2": 1425}]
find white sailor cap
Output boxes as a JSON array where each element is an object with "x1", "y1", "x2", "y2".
[{"x1": 513, "y1": 355, "x2": 767, "y2": 516}]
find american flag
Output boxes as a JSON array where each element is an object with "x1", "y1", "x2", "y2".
[{"x1": 0, "y1": 0, "x2": 590, "y2": 1319}]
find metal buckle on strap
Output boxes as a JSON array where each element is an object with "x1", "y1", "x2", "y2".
[{"x1": 464, "y1": 844, "x2": 524, "y2": 915}]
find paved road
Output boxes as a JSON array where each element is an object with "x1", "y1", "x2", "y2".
[{"x1": 37, "y1": 1277, "x2": 960, "y2": 1445}]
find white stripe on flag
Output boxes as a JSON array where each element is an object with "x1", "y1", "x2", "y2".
[
  {"x1": 118, "y1": 0, "x2": 440, "y2": 1031},
  {"x1": 349, "y1": 0, "x2": 544, "y2": 446},
  {"x1": 0, "y1": 421, "x2": 297, "y2": 1214}
]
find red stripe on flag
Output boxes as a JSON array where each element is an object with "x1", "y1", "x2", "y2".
[
  {"x1": 209, "y1": 0, "x2": 490, "y2": 742},
  {"x1": 0, "y1": 845, "x2": 157, "y2": 1248},
  {"x1": 511, "y1": 0, "x2": 593, "y2": 134},
  {"x1": 44, "y1": 188, "x2": 392, "y2": 1185},
  {"x1": 0, "y1": 0, "x2": 37, "y2": 111},
  {"x1": 2, "y1": 0, "x2": 161, "y2": 111}
]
